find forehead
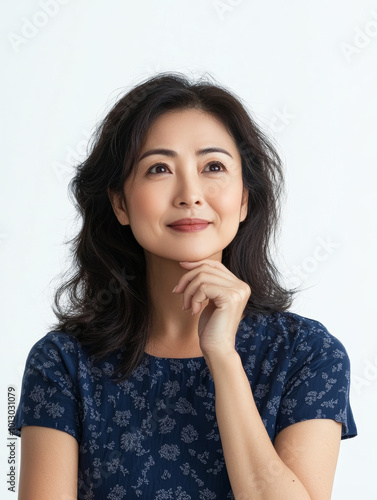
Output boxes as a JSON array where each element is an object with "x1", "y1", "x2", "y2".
[{"x1": 140, "y1": 109, "x2": 238, "y2": 150}]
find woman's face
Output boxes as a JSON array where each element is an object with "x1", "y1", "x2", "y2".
[{"x1": 110, "y1": 108, "x2": 248, "y2": 263}]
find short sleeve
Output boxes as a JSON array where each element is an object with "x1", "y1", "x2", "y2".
[
  {"x1": 275, "y1": 320, "x2": 358, "y2": 440},
  {"x1": 11, "y1": 332, "x2": 82, "y2": 442}
]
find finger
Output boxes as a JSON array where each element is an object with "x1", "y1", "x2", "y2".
[
  {"x1": 178, "y1": 269, "x2": 235, "y2": 300},
  {"x1": 189, "y1": 283, "x2": 244, "y2": 315},
  {"x1": 179, "y1": 259, "x2": 234, "y2": 277},
  {"x1": 175, "y1": 263, "x2": 234, "y2": 294},
  {"x1": 189, "y1": 283, "x2": 215, "y2": 315},
  {"x1": 181, "y1": 274, "x2": 236, "y2": 311}
]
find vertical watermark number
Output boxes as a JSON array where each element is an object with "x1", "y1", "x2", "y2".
[{"x1": 6, "y1": 386, "x2": 18, "y2": 493}]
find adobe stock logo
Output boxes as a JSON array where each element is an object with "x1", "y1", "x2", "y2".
[
  {"x1": 213, "y1": 0, "x2": 245, "y2": 20},
  {"x1": 8, "y1": 0, "x2": 74, "y2": 54},
  {"x1": 284, "y1": 236, "x2": 340, "y2": 289},
  {"x1": 52, "y1": 129, "x2": 92, "y2": 183},
  {"x1": 339, "y1": 9, "x2": 377, "y2": 63},
  {"x1": 352, "y1": 354, "x2": 377, "y2": 395},
  {"x1": 267, "y1": 107, "x2": 296, "y2": 135}
]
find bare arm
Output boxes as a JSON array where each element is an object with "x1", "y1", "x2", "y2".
[
  {"x1": 18, "y1": 426, "x2": 79, "y2": 500},
  {"x1": 274, "y1": 419, "x2": 342, "y2": 499},
  {"x1": 206, "y1": 351, "x2": 342, "y2": 500}
]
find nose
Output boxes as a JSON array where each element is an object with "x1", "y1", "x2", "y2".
[{"x1": 173, "y1": 171, "x2": 204, "y2": 207}]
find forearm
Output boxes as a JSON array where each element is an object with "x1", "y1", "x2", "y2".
[{"x1": 205, "y1": 351, "x2": 311, "y2": 500}]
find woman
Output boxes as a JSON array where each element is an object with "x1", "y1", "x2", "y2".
[{"x1": 12, "y1": 72, "x2": 357, "y2": 499}]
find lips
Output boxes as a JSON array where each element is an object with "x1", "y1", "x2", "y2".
[{"x1": 168, "y1": 218, "x2": 210, "y2": 226}]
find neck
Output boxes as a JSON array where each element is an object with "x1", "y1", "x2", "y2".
[{"x1": 144, "y1": 251, "x2": 221, "y2": 353}]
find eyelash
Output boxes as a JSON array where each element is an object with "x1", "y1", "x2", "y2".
[{"x1": 146, "y1": 161, "x2": 227, "y2": 175}]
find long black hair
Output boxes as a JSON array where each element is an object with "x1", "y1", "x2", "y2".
[{"x1": 50, "y1": 71, "x2": 299, "y2": 381}]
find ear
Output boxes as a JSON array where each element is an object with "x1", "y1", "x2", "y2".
[
  {"x1": 239, "y1": 186, "x2": 249, "y2": 223},
  {"x1": 107, "y1": 187, "x2": 130, "y2": 226}
]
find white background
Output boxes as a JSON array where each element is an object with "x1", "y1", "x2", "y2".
[{"x1": 2, "y1": 0, "x2": 376, "y2": 498}]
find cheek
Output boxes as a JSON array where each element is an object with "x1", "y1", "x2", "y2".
[
  {"x1": 126, "y1": 187, "x2": 163, "y2": 226},
  {"x1": 215, "y1": 184, "x2": 244, "y2": 216}
]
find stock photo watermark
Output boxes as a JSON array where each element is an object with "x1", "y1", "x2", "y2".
[
  {"x1": 339, "y1": 9, "x2": 377, "y2": 63},
  {"x1": 6, "y1": 386, "x2": 18, "y2": 493},
  {"x1": 8, "y1": 0, "x2": 74, "y2": 54},
  {"x1": 213, "y1": 0, "x2": 245, "y2": 20},
  {"x1": 268, "y1": 107, "x2": 296, "y2": 135},
  {"x1": 53, "y1": 76, "x2": 168, "y2": 182},
  {"x1": 53, "y1": 129, "x2": 92, "y2": 182},
  {"x1": 284, "y1": 236, "x2": 340, "y2": 289},
  {"x1": 351, "y1": 354, "x2": 377, "y2": 395}
]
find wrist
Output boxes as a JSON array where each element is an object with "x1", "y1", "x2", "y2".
[{"x1": 204, "y1": 349, "x2": 241, "y2": 379}]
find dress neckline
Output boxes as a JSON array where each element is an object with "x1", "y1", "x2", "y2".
[
  {"x1": 143, "y1": 315, "x2": 248, "y2": 361},
  {"x1": 144, "y1": 352, "x2": 206, "y2": 361}
]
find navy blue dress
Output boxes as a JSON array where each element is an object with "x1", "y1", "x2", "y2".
[{"x1": 12, "y1": 311, "x2": 357, "y2": 499}]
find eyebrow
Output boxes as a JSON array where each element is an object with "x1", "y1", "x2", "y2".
[{"x1": 138, "y1": 147, "x2": 233, "y2": 162}]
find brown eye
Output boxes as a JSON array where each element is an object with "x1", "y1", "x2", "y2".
[
  {"x1": 146, "y1": 161, "x2": 227, "y2": 175},
  {"x1": 204, "y1": 161, "x2": 227, "y2": 172},
  {"x1": 147, "y1": 163, "x2": 170, "y2": 174}
]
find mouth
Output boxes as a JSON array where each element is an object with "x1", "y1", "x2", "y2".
[
  {"x1": 168, "y1": 218, "x2": 210, "y2": 226},
  {"x1": 168, "y1": 222, "x2": 211, "y2": 233}
]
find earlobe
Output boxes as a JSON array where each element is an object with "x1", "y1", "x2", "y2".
[{"x1": 107, "y1": 188, "x2": 130, "y2": 226}]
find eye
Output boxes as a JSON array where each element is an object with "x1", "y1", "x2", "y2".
[
  {"x1": 146, "y1": 161, "x2": 227, "y2": 175},
  {"x1": 147, "y1": 163, "x2": 170, "y2": 174},
  {"x1": 203, "y1": 161, "x2": 227, "y2": 173}
]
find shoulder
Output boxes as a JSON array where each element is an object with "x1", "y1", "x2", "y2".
[
  {"x1": 19, "y1": 331, "x2": 93, "y2": 389},
  {"x1": 24, "y1": 331, "x2": 81, "y2": 369},
  {"x1": 28, "y1": 330, "x2": 80, "y2": 352},
  {"x1": 13, "y1": 332, "x2": 85, "y2": 440},
  {"x1": 276, "y1": 311, "x2": 350, "y2": 362},
  {"x1": 239, "y1": 310, "x2": 351, "y2": 366},
  {"x1": 22, "y1": 331, "x2": 119, "y2": 385}
]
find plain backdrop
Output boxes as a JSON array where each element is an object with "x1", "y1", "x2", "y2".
[{"x1": 2, "y1": 1, "x2": 376, "y2": 498}]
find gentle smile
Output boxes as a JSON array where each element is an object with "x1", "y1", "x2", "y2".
[
  {"x1": 168, "y1": 218, "x2": 211, "y2": 226},
  {"x1": 168, "y1": 222, "x2": 210, "y2": 233}
]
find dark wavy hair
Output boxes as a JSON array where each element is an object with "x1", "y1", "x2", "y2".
[{"x1": 50, "y1": 71, "x2": 299, "y2": 381}]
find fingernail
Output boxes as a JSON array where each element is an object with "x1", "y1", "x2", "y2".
[{"x1": 172, "y1": 286, "x2": 177, "y2": 293}]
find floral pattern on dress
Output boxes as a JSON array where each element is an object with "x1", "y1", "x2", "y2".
[{"x1": 12, "y1": 311, "x2": 357, "y2": 499}]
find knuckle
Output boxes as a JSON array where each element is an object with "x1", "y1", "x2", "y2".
[
  {"x1": 229, "y1": 289, "x2": 241, "y2": 301},
  {"x1": 198, "y1": 271, "x2": 207, "y2": 281}
]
